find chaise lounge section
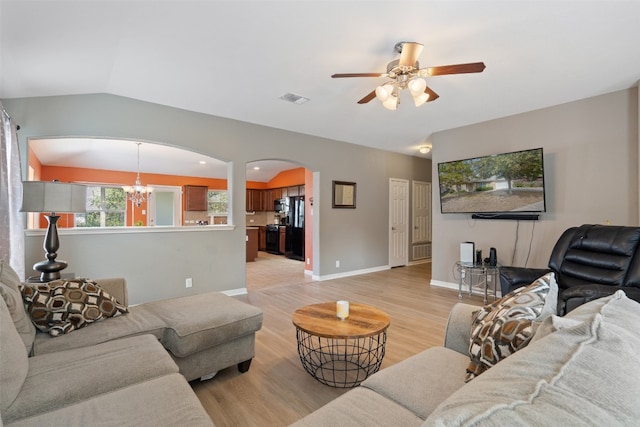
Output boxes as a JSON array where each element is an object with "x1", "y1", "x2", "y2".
[{"x1": 0, "y1": 260, "x2": 263, "y2": 425}]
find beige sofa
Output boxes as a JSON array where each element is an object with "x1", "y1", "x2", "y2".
[
  {"x1": 0, "y1": 261, "x2": 263, "y2": 426},
  {"x1": 292, "y1": 290, "x2": 640, "y2": 426}
]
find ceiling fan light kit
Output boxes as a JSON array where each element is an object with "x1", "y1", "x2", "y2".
[{"x1": 332, "y1": 41, "x2": 485, "y2": 110}]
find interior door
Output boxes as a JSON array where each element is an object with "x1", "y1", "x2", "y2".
[
  {"x1": 148, "y1": 186, "x2": 182, "y2": 226},
  {"x1": 389, "y1": 178, "x2": 409, "y2": 267},
  {"x1": 412, "y1": 181, "x2": 431, "y2": 243}
]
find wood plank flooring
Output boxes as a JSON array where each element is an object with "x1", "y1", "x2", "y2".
[{"x1": 192, "y1": 253, "x2": 484, "y2": 427}]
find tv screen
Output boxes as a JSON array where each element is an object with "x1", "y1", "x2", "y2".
[{"x1": 438, "y1": 148, "x2": 546, "y2": 214}]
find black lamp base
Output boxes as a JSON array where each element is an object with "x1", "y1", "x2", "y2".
[{"x1": 32, "y1": 213, "x2": 68, "y2": 283}]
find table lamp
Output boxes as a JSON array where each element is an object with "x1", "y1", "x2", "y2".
[{"x1": 21, "y1": 181, "x2": 87, "y2": 282}]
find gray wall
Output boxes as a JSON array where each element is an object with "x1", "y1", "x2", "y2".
[
  {"x1": 429, "y1": 87, "x2": 639, "y2": 288},
  {"x1": 5, "y1": 94, "x2": 431, "y2": 304}
]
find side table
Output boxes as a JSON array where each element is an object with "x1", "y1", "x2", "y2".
[
  {"x1": 455, "y1": 262, "x2": 499, "y2": 304},
  {"x1": 292, "y1": 302, "x2": 390, "y2": 388}
]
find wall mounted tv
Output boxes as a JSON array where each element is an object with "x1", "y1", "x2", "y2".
[{"x1": 438, "y1": 147, "x2": 546, "y2": 218}]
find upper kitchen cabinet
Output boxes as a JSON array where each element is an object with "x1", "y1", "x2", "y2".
[{"x1": 185, "y1": 185, "x2": 208, "y2": 211}]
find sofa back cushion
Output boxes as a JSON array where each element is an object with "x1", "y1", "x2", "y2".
[
  {"x1": 549, "y1": 224, "x2": 640, "y2": 289},
  {"x1": 0, "y1": 295, "x2": 29, "y2": 413},
  {"x1": 0, "y1": 260, "x2": 36, "y2": 353},
  {"x1": 423, "y1": 290, "x2": 640, "y2": 427}
]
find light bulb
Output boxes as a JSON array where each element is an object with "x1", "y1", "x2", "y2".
[
  {"x1": 382, "y1": 94, "x2": 398, "y2": 110},
  {"x1": 413, "y1": 93, "x2": 430, "y2": 107},
  {"x1": 408, "y1": 78, "x2": 427, "y2": 96},
  {"x1": 376, "y1": 83, "x2": 396, "y2": 102}
]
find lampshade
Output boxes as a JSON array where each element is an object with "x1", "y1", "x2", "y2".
[
  {"x1": 21, "y1": 181, "x2": 87, "y2": 213},
  {"x1": 382, "y1": 94, "x2": 398, "y2": 110},
  {"x1": 375, "y1": 84, "x2": 395, "y2": 102},
  {"x1": 408, "y1": 78, "x2": 427, "y2": 96}
]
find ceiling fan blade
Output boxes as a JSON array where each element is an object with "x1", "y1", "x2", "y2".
[
  {"x1": 426, "y1": 62, "x2": 486, "y2": 76},
  {"x1": 425, "y1": 86, "x2": 439, "y2": 102},
  {"x1": 331, "y1": 73, "x2": 385, "y2": 78},
  {"x1": 398, "y1": 42, "x2": 424, "y2": 67},
  {"x1": 357, "y1": 90, "x2": 377, "y2": 104}
]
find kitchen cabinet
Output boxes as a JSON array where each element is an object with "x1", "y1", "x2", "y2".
[
  {"x1": 184, "y1": 185, "x2": 208, "y2": 211},
  {"x1": 279, "y1": 226, "x2": 286, "y2": 254},
  {"x1": 287, "y1": 186, "x2": 299, "y2": 197},
  {"x1": 246, "y1": 228, "x2": 258, "y2": 261}
]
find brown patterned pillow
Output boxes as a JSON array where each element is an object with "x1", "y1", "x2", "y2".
[
  {"x1": 465, "y1": 272, "x2": 557, "y2": 381},
  {"x1": 20, "y1": 279, "x2": 128, "y2": 337}
]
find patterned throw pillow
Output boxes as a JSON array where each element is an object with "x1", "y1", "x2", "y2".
[
  {"x1": 20, "y1": 279, "x2": 128, "y2": 337},
  {"x1": 465, "y1": 272, "x2": 557, "y2": 381}
]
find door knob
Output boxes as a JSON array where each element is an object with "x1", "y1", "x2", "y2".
[{"x1": 391, "y1": 227, "x2": 396, "y2": 231}]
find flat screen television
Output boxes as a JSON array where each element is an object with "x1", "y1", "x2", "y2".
[{"x1": 438, "y1": 147, "x2": 546, "y2": 215}]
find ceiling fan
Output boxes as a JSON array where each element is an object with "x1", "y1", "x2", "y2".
[{"x1": 331, "y1": 42, "x2": 486, "y2": 110}]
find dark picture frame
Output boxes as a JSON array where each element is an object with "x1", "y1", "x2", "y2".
[{"x1": 332, "y1": 181, "x2": 356, "y2": 208}]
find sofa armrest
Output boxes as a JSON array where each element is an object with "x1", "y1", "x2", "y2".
[
  {"x1": 443, "y1": 303, "x2": 477, "y2": 355},
  {"x1": 94, "y1": 278, "x2": 128, "y2": 307},
  {"x1": 560, "y1": 285, "x2": 640, "y2": 314},
  {"x1": 499, "y1": 267, "x2": 551, "y2": 295}
]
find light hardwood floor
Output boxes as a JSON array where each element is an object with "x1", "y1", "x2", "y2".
[{"x1": 192, "y1": 253, "x2": 484, "y2": 427}]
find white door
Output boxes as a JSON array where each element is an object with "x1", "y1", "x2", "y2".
[
  {"x1": 412, "y1": 181, "x2": 431, "y2": 243},
  {"x1": 389, "y1": 178, "x2": 409, "y2": 267},
  {"x1": 148, "y1": 186, "x2": 182, "y2": 226}
]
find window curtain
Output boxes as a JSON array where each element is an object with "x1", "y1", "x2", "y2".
[{"x1": 0, "y1": 100, "x2": 25, "y2": 278}]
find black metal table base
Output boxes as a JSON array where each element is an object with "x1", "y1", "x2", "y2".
[{"x1": 295, "y1": 329, "x2": 387, "y2": 388}]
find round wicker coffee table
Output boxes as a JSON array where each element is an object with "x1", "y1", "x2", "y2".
[{"x1": 292, "y1": 302, "x2": 390, "y2": 388}]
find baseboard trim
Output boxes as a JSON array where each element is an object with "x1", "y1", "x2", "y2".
[
  {"x1": 223, "y1": 287, "x2": 248, "y2": 296},
  {"x1": 429, "y1": 279, "x2": 458, "y2": 291},
  {"x1": 314, "y1": 265, "x2": 390, "y2": 281}
]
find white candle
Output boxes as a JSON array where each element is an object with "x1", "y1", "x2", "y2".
[{"x1": 336, "y1": 300, "x2": 349, "y2": 320}]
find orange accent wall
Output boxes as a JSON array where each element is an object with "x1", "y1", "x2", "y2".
[
  {"x1": 28, "y1": 146, "x2": 43, "y2": 180},
  {"x1": 268, "y1": 168, "x2": 305, "y2": 188},
  {"x1": 40, "y1": 166, "x2": 228, "y2": 227},
  {"x1": 34, "y1": 165, "x2": 306, "y2": 228}
]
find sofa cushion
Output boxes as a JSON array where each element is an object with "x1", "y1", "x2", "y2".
[
  {"x1": 2, "y1": 334, "x2": 179, "y2": 424},
  {"x1": 0, "y1": 260, "x2": 36, "y2": 353},
  {"x1": 5, "y1": 373, "x2": 214, "y2": 427},
  {"x1": 20, "y1": 279, "x2": 128, "y2": 336},
  {"x1": 0, "y1": 296, "x2": 29, "y2": 414},
  {"x1": 466, "y1": 272, "x2": 557, "y2": 381},
  {"x1": 31, "y1": 305, "x2": 166, "y2": 355},
  {"x1": 362, "y1": 347, "x2": 469, "y2": 420},
  {"x1": 290, "y1": 386, "x2": 423, "y2": 427},
  {"x1": 423, "y1": 290, "x2": 640, "y2": 427},
  {"x1": 141, "y1": 292, "x2": 263, "y2": 358}
]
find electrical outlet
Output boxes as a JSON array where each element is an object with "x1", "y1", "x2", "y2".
[
  {"x1": 185, "y1": 278, "x2": 193, "y2": 288},
  {"x1": 306, "y1": 258, "x2": 310, "y2": 265},
  {"x1": 336, "y1": 260, "x2": 340, "y2": 268}
]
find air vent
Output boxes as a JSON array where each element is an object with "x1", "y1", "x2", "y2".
[{"x1": 278, "y1": 93, "x2": 310, "y2": 105}]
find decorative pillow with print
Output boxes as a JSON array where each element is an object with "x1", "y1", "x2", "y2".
[
  {"x1": 20, "y1": 279, "x2": 128, "y2": 336},
  {"x1": 466, "y1": 272, "x2": 557, "y2": 381}
]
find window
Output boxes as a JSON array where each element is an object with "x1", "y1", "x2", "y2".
[
  {"x1": 75, "y1": 186, "x2": 126, "y2": 227},
  {"x1": 208, "y1": 190, "x2": 228, "y2": 224}
]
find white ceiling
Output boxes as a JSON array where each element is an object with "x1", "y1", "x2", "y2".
[{"x1": 3, "y1": 1, "x2": 640, "y2": 167}]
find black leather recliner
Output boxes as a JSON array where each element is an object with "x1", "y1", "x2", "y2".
[{"x1": 500, "y1": 224, "x2": 640, "y2": 314}]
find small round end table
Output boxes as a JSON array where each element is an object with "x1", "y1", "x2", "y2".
[{"x1": 292, "y1": 302, "x2": 390, "y2": 388}]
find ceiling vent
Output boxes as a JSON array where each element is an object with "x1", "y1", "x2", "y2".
[{"x1": 278, "y1": 93, "x2": 310, "y2": 105}]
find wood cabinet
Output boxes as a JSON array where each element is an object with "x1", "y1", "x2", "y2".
[
  {"x1": 246, "y1": 186, "x2": 304, "y2": 212},
  {"x1": 184, "y1": 185, "x2": 208, "y2": 211},
  {"x1": 246, "y1": 228, "x2": 258, "y2": 262}
]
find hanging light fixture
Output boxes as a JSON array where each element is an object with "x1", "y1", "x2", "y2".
[
  {"x1": 122, "y1": 142, "x2": 152, "y2": 207},
  {"x1": 374, "y1": 77, "x2": 431, "y2": 110}
]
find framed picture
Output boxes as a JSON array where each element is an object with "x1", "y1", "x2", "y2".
[{"x1": 332, "y1": 181, "x2": 356, "y2": 208}]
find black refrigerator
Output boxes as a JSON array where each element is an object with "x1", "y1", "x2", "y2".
[{"x1": 285, "y1": 196, "x2": 304, "y2": 261}]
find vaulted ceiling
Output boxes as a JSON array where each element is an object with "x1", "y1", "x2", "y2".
[{"x1": 2, "y1": 1, "x2": 640, "y2": 161}]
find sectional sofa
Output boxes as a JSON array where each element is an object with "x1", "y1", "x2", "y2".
[
  {"x1": 0, "y1": 260, "x2": 263, "y2": 426},
  {"x1": 292, "y1": 287, "x2": 640, "y2": 426}
]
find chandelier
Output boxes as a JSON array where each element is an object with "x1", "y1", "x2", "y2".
[{"x1": 122, "y1": 142, "x2": 152, "y2": 207}]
